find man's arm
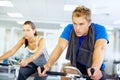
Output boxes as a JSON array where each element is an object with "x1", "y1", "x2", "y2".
[
  {"x1": 92, "y1": 39, "x2": 107, "y2": 69},
  {"x1": 45, "y1": 38, "x2": 68, "y2": 69},
  {"x1": 88, "y1": 39, "x2": 107, "y2": 79},
  {"x1": 38, "y1": 38, "x2": 68, "y2": 75}
]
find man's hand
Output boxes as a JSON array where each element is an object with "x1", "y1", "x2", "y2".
[
  {"x1": 87, "y1": 67, "x2": 103, "y2": 80},
  {"x1": 37, "y1": 64, "x2": 50, "y2": 76}
]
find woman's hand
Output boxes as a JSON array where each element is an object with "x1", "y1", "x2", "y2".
[
  {"x1": 87, "y1": 67, "x2": 103, "y2": 80},
  {"x1": 18, "y1": 59, "x2": 28, "y2": 67}
]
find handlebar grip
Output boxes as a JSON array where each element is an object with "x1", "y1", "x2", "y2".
[
  {"x1": 46, "y1": 71, "x2": 65, "y2": 76},
  {"x1": 90, "y1": 68, "x2": 94, "y2": 75},
  {"x1": 0, "y1": 63, "x2": 10, "y2": 66},
  {"x1": 40, "y1": 66, "x2": 65, "y2": 76},
  {"x1": 41, "y1": 66, "x2": 44, "y2": 72}
]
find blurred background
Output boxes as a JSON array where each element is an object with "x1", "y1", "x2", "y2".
[{"x1": 0, "y1": 0, "x2": 120, "y2": 80}]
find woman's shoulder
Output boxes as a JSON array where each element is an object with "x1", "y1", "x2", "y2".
[
  {"x1": 37, "y1": 35, "x2": 44, "y2": 39},
  {"x1": 14, "y1": 37, "x2": 25, "y2": 47},
  {"x1": 37, "y1": 35, "x2": 45, "y2": 42},
  {"x1": 19, "y1": 37, "x2": 25, "y2": 44}
]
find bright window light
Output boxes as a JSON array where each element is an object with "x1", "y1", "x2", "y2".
[
  {"x1": 60, "y1": 23, "x2": 68, "y2": 28},
  {"x1": 64, "y1": 4, "x2": 77, "y2": 11},
  {"x1": 7, "y1": 12, "x2": 23, "y2": 18},
  {"x1": 0, "y1": 1, "x2": 13, "y2": 7},
  {"x1": 113, "y1": 20, "x2": 120, "y2": 25}
]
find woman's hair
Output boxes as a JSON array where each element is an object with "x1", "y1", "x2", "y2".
[
  {"x1": 23, "y1": 21, "x2": 37, "y2": 47},
  {"x1": 72, "y1": 5, "x2": 91, "y2": 21}
]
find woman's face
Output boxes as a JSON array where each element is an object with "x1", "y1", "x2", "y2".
[
  {"x1": 72, "y1": 16, "x2": 91, "y2": 37},
  {"x1": 23, "y1": 24, "x2": 35, "y2": 39}
]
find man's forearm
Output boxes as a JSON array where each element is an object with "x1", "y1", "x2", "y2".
[
  {"x1": 46, "y1": 46, "x2": 63, "y2": 68},
  {"x1": 45, "y1": 38, "x2": 68, "y2": 69},
  {"x1": 92, "y1": 49, "x2": 104, "y2": 69}
]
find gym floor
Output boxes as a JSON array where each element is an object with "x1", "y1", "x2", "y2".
[{"x1": 0, "y1": 73, "x2": 60, "y2": 80}]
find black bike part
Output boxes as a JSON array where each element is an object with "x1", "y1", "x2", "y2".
[
  {"x1": 90, "y1": 68, "x2": 95, "y2": 75},
  {"x1": 0, "y1": 63, "x2": 11, "y2": 66},
  {"x1": 41, "y1": 66, "x2": 65, "y2": 76}
]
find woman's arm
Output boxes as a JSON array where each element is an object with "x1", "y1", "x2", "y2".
[
  {"x1": 25, "y1": 37, "x2": 46, "y2": 63},
  {"x1": 0, "y1": 37, "x2": 24, "y2": 60}
]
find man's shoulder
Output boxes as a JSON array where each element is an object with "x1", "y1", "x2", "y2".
[
  {"x1": 63, "y1": 24, "x2": 73, "y2": 32},
  {"x1": 92, "y1": 23, "x2": 105, "y2": 28},
  {"x1": 65, "y1": 24, "x2": 73, "y2": 28},
  {"x1": 92, "y1": 23, "x2": 107, "y2": 32}
]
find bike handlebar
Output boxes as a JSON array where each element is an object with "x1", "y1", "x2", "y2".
[
  {"x1": 0, "y1": 63, "x2": 11, "y2": 66},
  {"x1": 40, "y1": 66, "x2": 65, "y2": 76},
  {"x1": 90, "y1": 68, "x2": 95, "y2": 75},
  {"x1": 0, "y1": 63, "x2": 95, "y2": 78},
  {"x1": 40, "y1": 66, "x2": 95, "y2": 78}
]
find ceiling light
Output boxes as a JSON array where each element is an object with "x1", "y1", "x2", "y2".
[
  {"x1": 0, "y1": 1, "x2": 13, "y2": 7},
  {"x1": 7, "y1": 12, "x2": 23, "y2": 18},
  {"x1": 64, "y1": 4, "x2": 77, "y2": 11},
  {"x1": 91, "y1": 6, "x2": 110, "y2": 15},
  {"x1": 17, "y1": 21, "x2": 25, "y2": 24}
]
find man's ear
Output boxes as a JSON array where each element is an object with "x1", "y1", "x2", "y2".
[{"x1": 88, "y1": 20, "x2": 92, "y2": 26}]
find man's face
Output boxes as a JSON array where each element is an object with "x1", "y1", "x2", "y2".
[{"x1": 72, "y1": 17, "x2": 91, "y2": 37}]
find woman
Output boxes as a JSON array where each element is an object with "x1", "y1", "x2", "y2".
[{"x1": 0, "y1": 21, "x2": 48, "y2": 80}]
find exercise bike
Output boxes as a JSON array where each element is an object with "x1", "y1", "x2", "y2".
[
  {"x1": 63, "y1": 66, "x2": 94, "y2": 80},
  {"x1": 40, "y1": 66, "x2": 94, "y2": 80}
]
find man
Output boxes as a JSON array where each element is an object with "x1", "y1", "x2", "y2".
[{"x1": 38, "y1": 5, "x2": 109, "y2": 80}]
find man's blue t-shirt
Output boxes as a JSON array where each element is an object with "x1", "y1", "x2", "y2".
[{"x1": 60, "y1": 23, "x2": 109, "y2": 69}]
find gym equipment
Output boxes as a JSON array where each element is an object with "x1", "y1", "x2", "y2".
[
  {"x1": 63, "y1": 66, "x2": 94, "y2": 80},
  {"x1": 40, "y1": 66, "x2": 94, "y2": 80}
]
